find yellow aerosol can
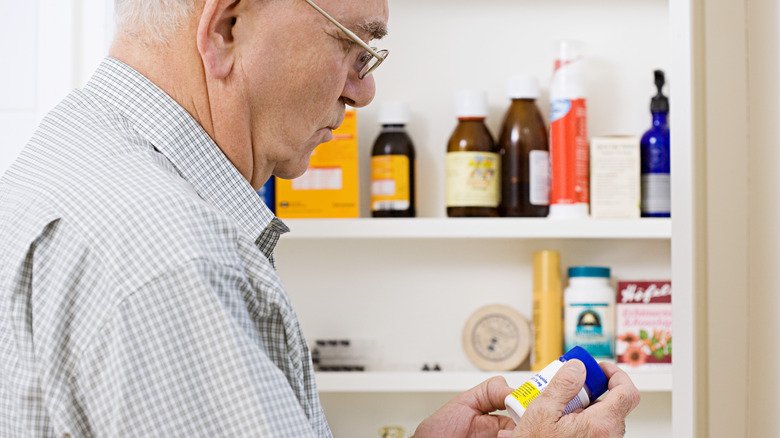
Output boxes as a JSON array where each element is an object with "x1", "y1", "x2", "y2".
[{"x1": 531, "y1": 250, "x2": 564, "y2": 371}]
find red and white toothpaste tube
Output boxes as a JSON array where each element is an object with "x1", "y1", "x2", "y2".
[{"x1": 549, "y1": 40, "x2": 589, "y2": 219}]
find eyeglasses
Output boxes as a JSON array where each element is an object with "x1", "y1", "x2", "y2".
[{"x1": 303, "y1": 0, "x2": 389, "y2": 79}]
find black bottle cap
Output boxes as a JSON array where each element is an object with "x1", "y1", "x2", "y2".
[{"x1": 651, "y1": 70, "x2": 669, "y2": 113}]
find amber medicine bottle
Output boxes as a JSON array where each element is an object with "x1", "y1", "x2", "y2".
[
  {"x1": 371, "y1": 102, "x2": 416, "y2": 217},
  {"x1": 446, "y1": 89, "x2": 500, "y2": 217},
  {"x1": 498, "y1": 76, "x2": 550, "y2": 217}
]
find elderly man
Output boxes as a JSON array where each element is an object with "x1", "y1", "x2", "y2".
[{"x1": 0, "y1": 0, "x2": 639, "y2": 436}]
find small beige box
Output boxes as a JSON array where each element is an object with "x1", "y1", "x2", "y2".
[{"x1": 590, "y1": 136, "x2": 640, "y2": 218}]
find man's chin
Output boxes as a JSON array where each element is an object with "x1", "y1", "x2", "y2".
[
  {"x1": 275, "y1": 131, "x2": 331, "y2": 179},
  {"x1": 275, "y1": 154, "x2": 316, "y2": 180},
  {"x1": 315, "y1": 127, "x2": 334, "y2": 144}
]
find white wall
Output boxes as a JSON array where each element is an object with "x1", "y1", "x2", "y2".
[
  {"x1": 0, "y1": 1, "x2": 72, "y2": 174},
  {"x1": 747, "y1": 0, "x2": 780, "y2": 436}
]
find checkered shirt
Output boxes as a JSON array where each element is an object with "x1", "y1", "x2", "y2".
[{"x1": 0, "y1": 57, "x2": 331, "y2": 437}]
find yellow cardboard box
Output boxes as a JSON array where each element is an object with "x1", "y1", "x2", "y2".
[{"x1": 276, "y1": 110, "x2": 359, "y2": 218}]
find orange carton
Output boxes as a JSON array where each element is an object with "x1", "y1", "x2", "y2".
[{"x1": 276, "y1": 110, "x2": 359, "y2": 218}]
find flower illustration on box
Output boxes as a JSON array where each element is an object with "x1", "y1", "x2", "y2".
[
  {"x1": 617, "y1": 329, "x2": 672, "y2": 367},
  {"x1": 616, "y1": 281, "x2": 672, "y2": 367}
]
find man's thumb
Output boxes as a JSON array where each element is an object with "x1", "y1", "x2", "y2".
[{"x1": 535, "y1": 359, "x2": 587, "y2": 415}]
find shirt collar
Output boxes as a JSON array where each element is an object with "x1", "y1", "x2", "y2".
[{"x1": 83, "y1": 57, "x2": 288, "y2": 247}]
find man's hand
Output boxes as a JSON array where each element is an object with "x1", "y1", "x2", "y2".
[
  {"x1": 501, "y1": 360, "x2": 641, "y2": 438},
  {"x1": 413, "y1": 376, "x2": 515, "y2": 438}
]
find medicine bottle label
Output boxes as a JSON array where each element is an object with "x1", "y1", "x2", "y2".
[
  {"x1": 508, "y1": 359, "x2": 589, "y2": 414},
  {"x1": 446, "y1": 151, "x2": 500, "y2": 207},
  {"x1": 529, "y1": 150, "x2": 550, "y2": 206},
  {"x1": 641, "y1": 174, "x2": 671, "y2": 213},
  {"x1": 371, "y1": 155, "x2": 410, "y2": 211},
  {"x1": 565, "y1": 303, "x2": 614, "y2": 358}
]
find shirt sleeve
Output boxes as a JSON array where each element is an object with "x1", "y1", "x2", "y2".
[{"x1": 69, "y1": 257, "x2": 318, "y2": 437}]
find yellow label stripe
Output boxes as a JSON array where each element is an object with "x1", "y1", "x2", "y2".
[{"x1": 511, "y1": 382, "x2": 542, "y2": 409}]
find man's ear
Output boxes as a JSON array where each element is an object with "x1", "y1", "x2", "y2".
[{"x1": 197, "y1": 0, "x2": 240, "y2": 79}]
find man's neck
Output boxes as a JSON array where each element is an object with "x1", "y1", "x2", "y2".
[{"x1": 108, "y1": 33, "x2": 262, "y2": 188}]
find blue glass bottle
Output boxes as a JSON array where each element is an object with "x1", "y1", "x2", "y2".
[{"x1": 640, "y1": 70, "x2": 671, "y2": 218}]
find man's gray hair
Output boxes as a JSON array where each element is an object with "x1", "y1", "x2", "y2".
[{"x1": 115, "y1": 0, "x2": 195, "y2": 42}]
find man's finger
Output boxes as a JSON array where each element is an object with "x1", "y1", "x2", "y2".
[
  {"x1": 496, "y1": 413, "x2": 515, "y2": 430},
  {"x1": 585, "y1": 362, "x2": 640, "y2": 419},
  {"x1": 599, "y1": 362, "x2": 638, "y2": 392},
  {"x1": 532, "y1": 359, "x2": 587, "y2": 416},
  {"x1": 457, "y1": 376, "x2": 513, "y2": 414}
]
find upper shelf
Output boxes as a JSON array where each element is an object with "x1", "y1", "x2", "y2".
[{"x1": 279, "y1": 218, "x2": 671, "y2": 240}]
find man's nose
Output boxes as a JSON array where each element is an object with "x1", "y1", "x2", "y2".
[{"x1": 340, "y1": 73, "x2": 376, "y2": 108}]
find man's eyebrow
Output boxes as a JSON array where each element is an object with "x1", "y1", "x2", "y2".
[{"x1": 358, "y1": 20, "x2": 388, "y2": 40}]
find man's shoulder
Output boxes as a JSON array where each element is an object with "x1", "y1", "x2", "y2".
[{"x1": 1, "y1": 88, "x2": 251, "y2": 277}]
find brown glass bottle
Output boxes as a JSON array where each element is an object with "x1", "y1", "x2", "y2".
[
  {"x1": 498, "y1": 97, "x2": 549, "y2": 216},
  {"x1": 371, "y1": 124, "x2": 416, "y2": 217},
  {"x1": 446, "y1": 91, "x2": 500, "y2": 217}
]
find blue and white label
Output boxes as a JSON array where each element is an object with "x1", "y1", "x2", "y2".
[
  {"x1": 565, "y1": 303, "x2": 614, "y2": 358},
  {"x1": 551, "y1": 99, "x2": 572, "y2": 123}
]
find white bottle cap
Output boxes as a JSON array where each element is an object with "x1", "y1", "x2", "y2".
[
  {"x1": 378, "y1": 101, "x2": 410, "y2": 125},
  {"x1": 555, "y1": 39, "x2": 585, "y2": 62},
  {"x1": 455, "y1": 89, "x2": 488, "y2": 118},
  {"x1": 548, "y1": 203, "x2": 590, "y2": 219},
  {"x1": 551, "y1": 40, "x2": 586, "y2": 99},
  {"x1": 508, "y1": 75, "x2": 540, "y2": 99}
]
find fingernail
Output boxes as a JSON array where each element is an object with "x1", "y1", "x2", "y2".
[{"x1": 568, "y1": 359, "x2": 586, "y2": 375}]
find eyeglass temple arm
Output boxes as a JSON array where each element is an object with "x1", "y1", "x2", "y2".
[{"x1": 302, "y1": 0, "x2": 383, "y2": 59}]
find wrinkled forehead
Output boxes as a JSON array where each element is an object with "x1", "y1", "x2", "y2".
[{"x1": 317, "y1": 0, "x2": 389, "y2": 41}]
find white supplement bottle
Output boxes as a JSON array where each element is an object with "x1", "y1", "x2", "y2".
[
  {"x1": 504, "y1": 346, "x2": 608, "y2": 423},
  {"x1": 564, "y1": 266, "x2": 615, "y2": 358}
]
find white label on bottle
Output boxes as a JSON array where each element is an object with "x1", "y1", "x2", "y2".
[
  {"x1": 371, "y1": 179, "x2": 396, "y2": 196},
  {"x1": 565, "y1": 302, "x2": 614, "y2": 358},
  {"x1": 529, "y1": 150, "x2": 550, "y2": 206},
  {"x1": 641, "y1": 174, "x2": 671, "y2": 213},
  {"x1": 505, "y1": 359, "x2": 591, "y2": 422}
]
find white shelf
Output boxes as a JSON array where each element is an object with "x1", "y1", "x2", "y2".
[
  {"x1": 315, "y1": 368, "x2": 672, "y2": 393},
  {"x1": 280, "y1": 218, "x2": 671, "y2": 240}
]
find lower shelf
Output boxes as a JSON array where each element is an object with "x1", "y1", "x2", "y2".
[{"x1": 315, "y1": 367, "x2": 672, "y2": 393}]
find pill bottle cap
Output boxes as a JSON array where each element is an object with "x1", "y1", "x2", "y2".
[
  {"x1": 560, "y1": 346, "x2": 609, "y2": 401},
  {"x1": 456, "y1": 89, "x2": 488, "y2": 118},
  {"x1": 379, "y1": 101, "x2": 410, "y2": 125},
  {"x1": 568, "y1": 266, "x2": 611, "y2": 278},
  {"x1": 508, "y1": 75, "x2": 540, "y2": 100}
]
